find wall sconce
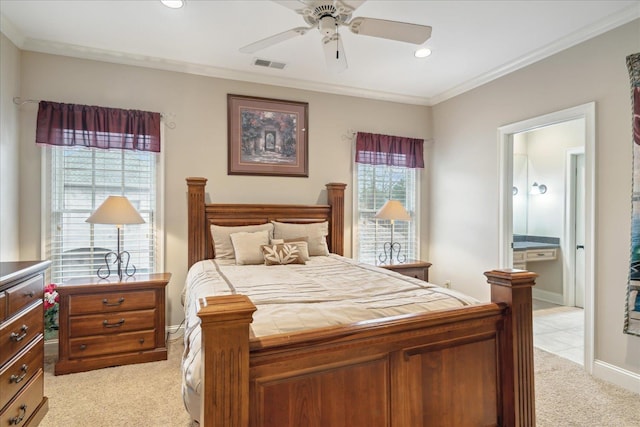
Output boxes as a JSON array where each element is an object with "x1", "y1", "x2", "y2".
[{"x1": 530, "y1": 182, "x2": 548, "y2": 195}]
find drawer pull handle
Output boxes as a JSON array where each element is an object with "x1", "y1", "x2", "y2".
[
  {"x1": 80, "y1": 344, "x2": 87, "y2": 350},
  {"x1": 536, "y1": 253, "x2": 545, "y2": 256},
  {"x1": 103, "y1": 319, "x2": 125, "y2": 328},
  {"x1": 139, "y1": 338, "x2": 145, "y2": 344},
  {"x1": 24, "y1": 291, "x2": 35, "y2": 298},
  {"x1": 10, "y1": 325, "x2": 28, "y2": 342},
  {"x1": 9, "y1": 364, "x2": 28, "y2": 384},
  {"x1": 9, "y1": 404, "x2": 27, "y2": 425},
  {"x1": 103, "y1": 297, "x2": 125, "y2": 307}
]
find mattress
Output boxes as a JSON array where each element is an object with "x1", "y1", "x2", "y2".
[{"x1": 181, "y1": 255, "x2": 479, "y2": 420}]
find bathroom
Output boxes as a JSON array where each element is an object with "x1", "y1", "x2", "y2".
[{"x1": 512, "y1": 118, "x2": 585, "y2": 308}]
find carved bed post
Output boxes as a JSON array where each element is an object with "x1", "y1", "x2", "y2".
[
  {"x1": 485, "y1": 269, "x2": 537, "y2": 427},
  {"x1": 326, "y1": 183, "x2": 346, "y2": 256},
  {"x1": 187, "y1": 177, "x2": 207, "y2": 269},
  {"x1": 197, "y1": 295, "x2": 256, "y2": 427}
]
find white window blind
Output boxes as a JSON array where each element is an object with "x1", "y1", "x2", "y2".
[
  {"x1": 43, "y1": 145, "x2": 159, "y2": 283},
  {"x1": 355, "y1": 163, "x2": 419, "y2": 264}
]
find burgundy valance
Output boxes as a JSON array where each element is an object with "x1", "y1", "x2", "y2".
[
  {"x1": 355, "y1": 132, "x2": 424, "y2": 168},
  {"x1": 36, "y1": 101, "x2": 161, "y2": 152}
]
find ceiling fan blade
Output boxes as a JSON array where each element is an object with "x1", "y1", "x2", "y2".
[
  {"x1": 239, "y1": 27, "x2": 311, "y2": 53},
  {"x1": 349, "y1": 17, "x2": 432, "y2": 44},
  {"x1": 322, "y1": 33, "x2": 347, "y2": 72}
]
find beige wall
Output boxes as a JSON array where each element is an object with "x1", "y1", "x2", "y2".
[
  {"x1": 15, "y1": 52, "x2": 431, "y2": 326},
  {"x1": 430, "y1": 19, "x2": 640, "y2": 375},
  {"x1": 0, "y1": 33, "x2": 21, "y2": 261}
]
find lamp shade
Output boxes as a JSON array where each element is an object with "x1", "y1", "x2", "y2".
[
  {"x1": 374, "y1": 200, "x2": 411, "y2": 221},
  {"x1": 86, "y1": 196, "x2": 145, "y2": 225}
]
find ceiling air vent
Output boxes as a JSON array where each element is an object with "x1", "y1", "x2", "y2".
[{"x1": 253, "y1": 58, "x2": 287, "y2": 70}]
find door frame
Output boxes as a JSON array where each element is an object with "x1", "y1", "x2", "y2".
[
  {"x1": 497, "y1": 102, "x2": 595, "y2": 372},
  {"x1": 565, "y1": 147, "x2": 585, "y2": 307}
]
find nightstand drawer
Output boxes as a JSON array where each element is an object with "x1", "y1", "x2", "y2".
[
  {"x1": 69, "y1": 290, "x2": 156, "y2": 315},
  {"x1": 69, "y1": 309, "x2": 156, "y2": 337},
  {"x1": 6, "y1": 275, "x2": 43, "y2": 319},
  {"x1": 0, "y1": 370, "x2": 44, "y2": 427},
  {"x1": 69, "y1": 329, "x2": 156, "y2": 359},
  {"x1": 0, "y1": 338, "x2": 43, "y2": 410},
  {"x1": 398, "y1": 267, "x2": 425, "y2": 281},
  {"x1": 0, "y1": 304, "x2": 43, "y2": 367}
]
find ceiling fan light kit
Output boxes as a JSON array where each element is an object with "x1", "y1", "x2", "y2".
[{"x1": 241, "y1": 0, "x2": 432, "y2": 71}]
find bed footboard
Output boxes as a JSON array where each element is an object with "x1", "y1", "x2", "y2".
[{"x1": 196, "y1": 269, "x2": 536, "y2": 427}]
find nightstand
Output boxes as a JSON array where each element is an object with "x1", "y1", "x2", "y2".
[
  {"x1": 55, "y1": 273, "x2": 170, "y2": 375},
  {"x1": 377, "y1": 260, "x2": 432, "y2": 282}
]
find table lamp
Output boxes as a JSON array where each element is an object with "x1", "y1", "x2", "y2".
[
  {"x1": 86, "y1": 196, "x2": 145, "y2": 280},
  {"x1": 375, "y1": 200, "x2": 411, "y2": 264}
]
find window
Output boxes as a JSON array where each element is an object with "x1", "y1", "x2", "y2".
[
  {"x1": 36, "y1": 101, "x2": 161, "y2": 284},
  {"x1": 354, "y1": 163, "x2": 419, "y2": 264},
  {"x1": 43, "y1": 146, "x2": 161, "y2": 283},
  {"x1": 353, "y1": 132, "x2": 423, "y2": 265}
]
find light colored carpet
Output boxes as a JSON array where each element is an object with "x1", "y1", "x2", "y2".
[
  {"x1": 40, "y1": 338, "x2": 638, "y2": 426},
  {"x1": 41, "y1": 337, "x2": 191, "y2": 427}
]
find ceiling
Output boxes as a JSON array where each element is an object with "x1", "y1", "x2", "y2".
[{"x1": 1, "y1": 0, "x2": 639, "y2": 105}]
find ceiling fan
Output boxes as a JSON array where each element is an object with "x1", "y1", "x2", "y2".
[{"x1": 239, "y1": 0, "x2": 432, "y2": 72}]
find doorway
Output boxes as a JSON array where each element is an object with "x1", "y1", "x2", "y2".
[{"x1": 498, "y1": 102, "x2": 595, "y2": 372}]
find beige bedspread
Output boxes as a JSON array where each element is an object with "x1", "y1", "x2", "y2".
[{"x1": 181, "y1": 255, "x2": 479, "y2": 419}]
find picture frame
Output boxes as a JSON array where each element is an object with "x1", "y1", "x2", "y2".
[{"x1": 227, "y1": 94, "x2": 309, "y2": 177}]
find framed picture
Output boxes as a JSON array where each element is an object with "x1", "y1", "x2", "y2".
[{"x1": 228, "y1": 94, "x2": 309, "y2": 177}]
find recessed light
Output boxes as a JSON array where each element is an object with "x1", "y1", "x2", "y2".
[
  {"x1": 414, "y1": 48, "x2": 432, "y2": 58},
  {"x1": 161, "y1": 0, "x2": 184, "y2": 9}
]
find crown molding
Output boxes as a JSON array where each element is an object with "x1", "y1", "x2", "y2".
[
  {"x1": 5, "y1": 4, "x2": 638, "y2": 108},
  {"x1": 0, "y1": 14, "x2": 25, "y2": 48},
  {"x1": 429, "y1": 3, "x2": 640, "y2": 106}
]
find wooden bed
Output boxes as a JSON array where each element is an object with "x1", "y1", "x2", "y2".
[{"x1": 186, "y1": 177, "x2": 536, "y2": 427}]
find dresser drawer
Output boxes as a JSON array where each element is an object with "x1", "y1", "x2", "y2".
[
  {"x1": 0, "y1": 370, "x2": 44, "y2": 427},
  {"x1": 0, "y1": 338, "x2": 43, "y2": 410},
  {"x1": 6, "y1": 275, "x2": 43, "y2": 319},
  {"x1": 0, "y1": 304, "x2": 43, "y2": 367},
  {"x1": 69, "y1": 290, "x2": 156, "y2": 315},
  {"x1": 0, "y1": 292, "x2": 6, "y2": 322},
  {"x1": 69, "y1": 329, "x2": 156, "y2": 359},
  {"x1": 69, "y1": 309, "x2": 156, "y2": 337}
]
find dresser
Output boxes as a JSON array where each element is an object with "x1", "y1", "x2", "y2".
[
  {"x1": 55, "y1": 273, "x2": 170, "y2": 375},
  {"x1": 0, "y1": 260, "x2": 51, "y2": 427}
]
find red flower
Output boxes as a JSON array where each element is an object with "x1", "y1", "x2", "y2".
[{"x1": 44, "y1": 283, "x2": 59, "y2": 309}]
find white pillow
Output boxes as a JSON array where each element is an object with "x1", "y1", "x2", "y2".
[
  {"x1": 230, "y1": 230, "x2": 271, "y2": 265},
  {"x1": 210, "y1": 223, "x2": 273, "y2": 259},
  {"x1": 271, "y1": 221, "x2": 329, "y2": 256}
]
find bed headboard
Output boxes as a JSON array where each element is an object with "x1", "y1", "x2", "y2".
[{"x1": 186, "y1": 177, "x2": 347, "y2": 269}]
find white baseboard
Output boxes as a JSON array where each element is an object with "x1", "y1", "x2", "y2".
[
  {"x1": 166, "y1": 323, "x2": 185, "y2": 341},
  {"x1": 44, "y1": 338, "x2": 58, "y2": 357},
  {"x1": 592, "y1": 359, "x2": 640, "y2": 394},
  {"x1": 532, "y1": 288, "x2": 564, "y2": 305}
]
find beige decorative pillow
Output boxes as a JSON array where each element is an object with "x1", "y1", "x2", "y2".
[
  {"x1": 271, "y1": 221, "x2": 329, "y2": 256},
  {"x1": 261, "y1": 243, "x2": 307, "y2": 265},
  {"x1": 210, "y1": 223, "x2": 273, "y2": 259},
  {"x1": 230, "y1": 230, "x2": 271, "y2": 265}
]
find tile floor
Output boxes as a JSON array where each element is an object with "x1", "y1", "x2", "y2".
[{"x1": 532, "y1": 299, "x2": 584, "y2": 365}]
